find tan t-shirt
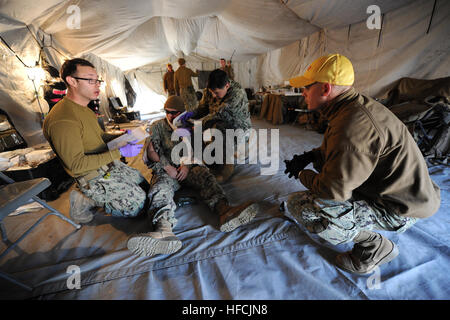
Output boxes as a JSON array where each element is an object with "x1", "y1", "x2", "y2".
[{"x1": 43, "y1": 97, "x2": 121, "y2": 177}]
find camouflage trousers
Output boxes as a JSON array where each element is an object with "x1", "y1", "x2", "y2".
[
  {"x1": 204, "y1": 123, "x2": 252, "y2": 165},
  {"x1": 285, "y1": 191, "x2": 418, "y2": 245},
  {"x1": 148, "y1": 165, "x2": 227, "y2": 227},
  {"x1": 180, "y1": 86, "x2": 199, "y2": 111},
  {"x1": 80, "y1": 160, "x2": 146, "y2": 218}
]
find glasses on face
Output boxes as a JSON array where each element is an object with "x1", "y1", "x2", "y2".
[
  {"x1": 165, "y1": 109, "x2": 181, "y2": 115},
  {"x1": 302, "y1": 82, "x2": 318, "y2": 91},
  {"x1": 72, "y1": 76, "x2": 104, "y2": 85}
]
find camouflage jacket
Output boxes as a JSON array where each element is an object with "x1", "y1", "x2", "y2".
[
  {"x1": 199, "y1": 88, "x2": 219, "y2": 113},
  {"x1": 193, "y1": 79, "x2": 251, "y2": 131},
  {"x1": 220, "y1": 65, "x2": 234, "y2": 80},
  {"x1": 144, "y1": 118, "x2": 190, "y2": 173}
]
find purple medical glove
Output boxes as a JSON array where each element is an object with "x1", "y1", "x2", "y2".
[
  {"x1": 178, "y1": 111, "x2": 194, "y2": 126},
  {"x1": 119, "y1": 142, "x2": 143, "y2": 157},
  {"x1": 175, "y1": 128, "x2": 191, "y2": 137}
]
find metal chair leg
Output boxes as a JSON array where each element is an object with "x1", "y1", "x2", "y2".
[
  {"x1": 0, "y1": 197, "x2": 81, "y2": 291},
  {"x1": 31, "y1": 196, "x2": 81, "y2": 230},
  {"x1": 0, "y1": 221, "x2": 7, "y2": 242},
  {"x1": 0, "y1": 271, "x2": 33, "y2": 291}
]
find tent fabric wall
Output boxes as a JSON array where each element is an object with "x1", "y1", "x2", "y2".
[
  {"x1": 0, "y1": 28, "x2": 49, "y2": 146},
  {"x1": 0, "y1": 29, "x2": 131, "y2": 145},
  {"x1": 1, "y1": 0, "x2": 449, "y2": 147},
  {"x1": 236, "y1": 0, "x2": 450, "y2": 97}
]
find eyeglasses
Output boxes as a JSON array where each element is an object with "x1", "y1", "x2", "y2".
[
  {"x1": 303, "y1": 82, "x2": 318, "y2": 90},
  {"x1": 165, "y1": 109, "x2": 181, "y2": 115},
  {"x1": 72, "y1": 76, "x2": 104, "y2": 85}
]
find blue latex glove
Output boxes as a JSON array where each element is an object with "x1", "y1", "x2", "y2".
[
  {"x1": 178, "y1": 111, "x2": 194, "y2": 126},
  {"x1": 119, "y1": 141, "x2": 143, "y2": 157}
]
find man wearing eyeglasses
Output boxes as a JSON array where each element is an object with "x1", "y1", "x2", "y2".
[
  {"x1": 126, "y1": 95, "x2": 258, "y2": 258},
  {"x1": 43, "y1": 58, "x2": 147, "y2": 224},
  {"x1": 282, "y1": 54, "x2": 440, "y2": 275}
]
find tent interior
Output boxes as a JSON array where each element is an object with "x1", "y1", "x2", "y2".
[{"x1": 0, "y1": 0, "x2": 449, "y2": 299}]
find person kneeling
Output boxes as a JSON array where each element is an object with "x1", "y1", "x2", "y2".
[{"x1": 282, "y1": 54, "x2": 440, "y2": 275}]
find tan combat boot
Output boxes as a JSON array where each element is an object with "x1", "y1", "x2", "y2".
[
  {"x1": 69, "y1": 190, "x2": 97, "y2": 224},
  {"x1": 215, "y1": 199, "x2": 258, "y2": 232},
  {"x1": 127, "y1": 219, "x2": 182, "y2": 257},
  {"x1": 335, "y1": 230, "x2": 399, "y2": 274}
]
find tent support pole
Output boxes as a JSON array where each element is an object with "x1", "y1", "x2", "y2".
[
  {"x1": 426, "y1": 0, "x2": 437, "y2": 34},
  {"x1": 377, "y1": 13, "x2": 385, "y2": 48}
]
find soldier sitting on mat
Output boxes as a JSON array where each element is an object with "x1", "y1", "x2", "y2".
[
  {"x1": 43, "y1": 58, "x2": 147, "y2": 224},
  {"x1": 126, "y1": 95, "x2": 258, "y2": 258}
]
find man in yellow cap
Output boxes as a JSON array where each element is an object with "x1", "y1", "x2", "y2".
[
  {"x1": 282, "y1": 54, "x2": 441, "y2": 274},
  {"x1": 174, "y1": 58, "x2": 199, "y2": 111},
  {"x1": 126, "y1": 95, "x2": 258, "y2": 258}
]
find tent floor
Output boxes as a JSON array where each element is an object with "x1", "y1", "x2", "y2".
[{"x1": 1, "y1": 118, "x2": 449, "y2": 300}]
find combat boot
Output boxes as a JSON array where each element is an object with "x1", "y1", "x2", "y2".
[
  {"x1": 335, "y1": 230, "x2": 399, "y2": 274},
  {"x1": 127, "y1": 219, "x2": 182, "y2": 257},
  {"x1": 215, "y1": 199, "x2": 258, "y2": 232},
  {"x1": 69, "y1": 190, "x2": 97, "y2": 224},
  {"x1": 214, "y1": 164, "x2": 234, "y2": 183}
]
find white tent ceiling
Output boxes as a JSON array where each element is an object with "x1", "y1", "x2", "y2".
[
  {"x1": 0, "y1": 0, "x2": 418, "y2": 70},
  {"x1": 0, "y1": 0, "x2": 449, "y2": 147}
]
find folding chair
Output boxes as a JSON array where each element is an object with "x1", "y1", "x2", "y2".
[{"x1": 0, "y1": 172, "x2": 81, "y2": 291}]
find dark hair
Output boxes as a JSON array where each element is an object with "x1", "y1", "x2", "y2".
[
  {"x1": 60, "y1": 58, "x2": 95, "y2": 86},
  {"x1": 44, "y1": 65, "x2": 60, "y2": 78},
  {"x1": 207, "y1": 69, "x2": 229, "y2": 90}
]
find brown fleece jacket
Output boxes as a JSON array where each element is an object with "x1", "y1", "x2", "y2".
[{"x1": 300, "y1": 88, "x2": 440, "y2": 218}]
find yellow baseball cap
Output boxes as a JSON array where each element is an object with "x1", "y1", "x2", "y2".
[{"x1": 289, "y1": 54, "x2": 354, "y2": 88}]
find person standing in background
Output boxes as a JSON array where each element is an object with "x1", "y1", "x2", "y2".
[
  {"x1": 163, "y1": 63, "x2": 176, "y2": 96},
  {"x1": 220, "y1": 58, "x2": 234, "y2": 81},
  {"x1": 174, "y1": 58, "x2": 199, "y2": 111}
]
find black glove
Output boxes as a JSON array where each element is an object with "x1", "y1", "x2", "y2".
[{"x1": 284, "y1": 151, "x2": 315, "y2": 179}]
